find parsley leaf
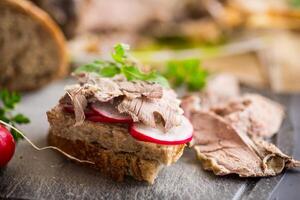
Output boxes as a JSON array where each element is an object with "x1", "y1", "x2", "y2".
[
  {"x1": 0, "y1": 89, "x2": 30, "y2": 141},
  {"x1": 146, "y1": 73, "x2": 170, "y2": 88},
  {"x1": 163, "y1": 58, "x2": 208, "y2": 91},
  {"x1": 12, "y1": 114, "x2": 30, "y2": 124},
  {"x1": 112, "y1": 43, "x2": 129, "y2": 63},
  {"x1": 121, "y1": 66, "x2": 146, "y2": 81},
  {"x1": 75, "y1": 43, "x2": 170, "y2": 87},
  {"x1": 0, "y1": 90, "x2": 21, "y2": 109},
  {"x1": 75, "y1": 60, "x2": 121, "y2": 78},
  {"x1": 121, "y1": 66, "x2": 170, "y2": 87}
]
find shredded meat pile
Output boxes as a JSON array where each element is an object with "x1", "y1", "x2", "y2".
[
  {"x1": 60, "y1": 72, "x2": 183, "y2": 130},
  {"x1": 181, "y1": 74, "x2": 300, "y2": 177}
]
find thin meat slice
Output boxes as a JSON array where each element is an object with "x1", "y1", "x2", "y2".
[
  {"x1": 74, "y1": 72, "x2": 163, "y2": 100},
  {"x1": 63, "y1": 73, "x2": 170, "y2": 126},
  {"x1": 118, "y1": 90, "x2": 183, "y2": 131},
  {"x1": 181, "y1": 95, "x2": 201, "y2": 119},
  {"x1": 117, "y1": 80, "x2": 163, "y2": 99},
  {"x1": 66, "y1": 88, "x2": 88, "y2": 126},
  {"x1": 181, "y1": 74, "x2": 239, "y2": 117},
  {"x1": 212, "y1": 94, "x2": 285, "y2": 138},
  {"x1": 201, "y1": 74, "x2": 240, "y2": 109},
  {"x1": 190, "y1": 111, "x2": 300, "y2": 177},
  {"x1": 73, "y1": 73, "x2": 125, "y2": 102}
]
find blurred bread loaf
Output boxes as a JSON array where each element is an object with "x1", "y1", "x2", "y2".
[
  {"x1": 30, "y1": 0, "x2": 88, "y2": 38},
  {"x1": 0, "y1": 0, "x2": 68, "y2": 91}
]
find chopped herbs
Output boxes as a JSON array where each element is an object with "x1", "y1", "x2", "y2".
[
  {"x1": 75, "y1": 43, "x2": 170, "y2": 87},
  {"x1": 163, "y1": 58, "x2": 208, "y2": 91},
  {"x1": 0, "y1": 89, "x2": 30, "y2": 141}
]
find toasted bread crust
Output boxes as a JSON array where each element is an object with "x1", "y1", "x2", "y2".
[
  {"x1": 48, "y1": 133, "x2": 162, "y2": 184},
  {"x1": 0, "y1": 0, "x2": 68, "y2": 91}
]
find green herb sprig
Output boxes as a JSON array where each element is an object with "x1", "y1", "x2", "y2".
[
  {"x1": 0, "y1": 89, "x2": 30, "y2": 141},
  {"x1": 75, "y1": 43, "x2": 170, "y2": 87},
  {"x1": 163, "y1": 58, "x2": 208, "y2": 91}
]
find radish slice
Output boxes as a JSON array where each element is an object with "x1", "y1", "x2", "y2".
[
  {"x1": 91, "y1": 102, "x2": 132, "y2": 123},
  {"x1": 130, "y1": 116, "x2": 193, "y2": 145},
  {"x1": 86, "y1": 115, "x2": 131, "y2": 124},
  {"x1": 63, "y1": 105, "x2": 98, "y2": 117}
]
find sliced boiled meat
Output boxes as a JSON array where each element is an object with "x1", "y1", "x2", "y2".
[
  {"x1": 201, "y1": 74, "x2": 240, "y2": 109},
  {"x1": 117, "y1": 89, "x2": 183, "y2": 131},
  {"x1": 190, "y1": 111, "x2": 299, "y2": 177},
  {"x1": 211, "y1": 94, "x2": 285, "y2": 138}
]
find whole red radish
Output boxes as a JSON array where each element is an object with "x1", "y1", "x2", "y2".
[{"x1": 0, "y1": 125, "x2": 15, "y2": 167}]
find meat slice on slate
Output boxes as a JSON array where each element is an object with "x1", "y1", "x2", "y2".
[
  {"x1": 190, "y1": 111, "x2": 300, "y2": 177},
  {"x1": 181, "y1": 73, "x2": 240, "y2": 117},
  {"x1": 182, "y1": 92, "x2": 284, "y2": 138},
  {"x1": 200, "y1": 74, "x2": 240, "y2": 109},
  {"x1": 211, "y1": 94, "x2": 285, "y2": 138}
]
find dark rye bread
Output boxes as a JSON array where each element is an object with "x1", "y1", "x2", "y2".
[
  {"x1": 47, "y1": 106, "x2": 185, "y2": 183},
  {"x1": 0, "y1": 0, "x2": 68, "y2": 91},
  {"x1": 48, "y1": 133, "x2": 162, "y2": 183}
]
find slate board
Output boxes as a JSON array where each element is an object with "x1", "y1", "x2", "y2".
[{"x1": 0, "y1": 79, "x2": 299, "y2": 200}]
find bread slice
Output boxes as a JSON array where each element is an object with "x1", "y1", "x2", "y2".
[
  {"x1": 0, "y1": 0, "x2": 68, "y2": 91},
  {"x1": 48, "y1": 133, "x2": 162, "y2": 183},
  {"x1": 47, "y1": 106, "x2": 185, "y2": 183}
]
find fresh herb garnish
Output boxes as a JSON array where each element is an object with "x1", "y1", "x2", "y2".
[
  {"x1": 75, "y1": 43, "x2": 170, "y2": 87},
  {"x1": 290, "y1": 0, "x2": 300, "y2": 8},
  {"x1": 163, "y1": 58, "x2": 208, "y2": 91},
  {"x1": 76, "y1": 60, "x2": 121, "y2": 78},
  {"x1": 0, "y1": 89, "x2": 30, "y2": 141}
]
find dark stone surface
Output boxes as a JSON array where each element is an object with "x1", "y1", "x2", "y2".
[
  {"x1": 269, "y1": 95, "x2": 300, "y2": 200},
  {"x1": 0, "y1": 79, "x2": 299, "y2": 200}
]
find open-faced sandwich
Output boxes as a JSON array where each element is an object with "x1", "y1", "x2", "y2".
[{"x1": 47, "y1": 44, "x2": 193, "y2": 183}]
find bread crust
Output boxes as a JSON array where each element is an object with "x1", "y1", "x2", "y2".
[
  {"x1": 0, "y1": 0, "x2": 68, "y2": 91},
  {"x1": 48, "y1": 133, "x2": 162, "y2": 184}
]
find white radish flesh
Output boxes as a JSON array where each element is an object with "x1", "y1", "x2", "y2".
[{"x1": 130, "y1": 116, "x2": 193, "y2": 145}]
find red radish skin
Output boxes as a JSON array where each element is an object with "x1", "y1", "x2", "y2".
[
  {"x1": 91, "y1": 103, "x2": 133, "y2": 123},
  {"x1": 63, "y1": 105, "x2": 98, "y2": 117},
  {"x1": 63, "y1": 104, "x2": 133, "y2": 123},
  {"x1": 130, "y1": 116, "x2": 193, "y2": 145},
  {"x1": 0, "y1": 126, "x2": 15, "y2": 167},
  {"x1": 86, "y1": 115, "x2": 132, "y2": 124}
]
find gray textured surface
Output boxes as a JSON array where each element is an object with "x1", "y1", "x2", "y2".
[
  {"x1": 0, "y1": 79, "x2": 298, "y2": 200},
  {"x1": 269, "y1": 95, "x2": 300, "y2": 200}
]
